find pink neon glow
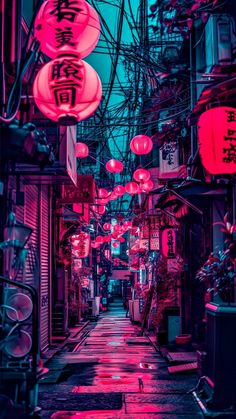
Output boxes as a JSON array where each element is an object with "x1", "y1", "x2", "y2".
[
  {"x1": 130, "y1": 134, "x2": 153, "y2": 155},
  {"x1": 34, "y1": 0, "x2": 100, "y2": 59}
]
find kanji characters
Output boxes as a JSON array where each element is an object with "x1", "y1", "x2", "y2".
[{"x1": 50, "y1": 0, "x2": 83, "y2": 22}]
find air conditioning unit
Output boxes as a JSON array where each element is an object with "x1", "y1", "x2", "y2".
[{"x1": 205, "y1": 14, "x2": 236, "y2": 73}]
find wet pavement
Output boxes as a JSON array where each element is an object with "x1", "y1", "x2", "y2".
[{"x1": 39, "y1": 300, "x2": 203, "y2": 418}]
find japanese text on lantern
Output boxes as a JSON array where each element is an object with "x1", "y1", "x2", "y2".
[
  {"x1": 50, "y1": 58, "x2": 83, "y2": 107},
  {"x1": 50, "y1": 1, "x2": 83, "y2": 23},
  {"x1": 223, "y1": 110, "x2": 236, "y2": 164}
]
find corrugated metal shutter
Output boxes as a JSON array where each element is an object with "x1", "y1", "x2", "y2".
[
  {"x1": 40, "y1": 185, "x2": 50, "y2": 350},
  {"x1": 24, "y1": 185, "x2": 40, "y2": 289}
]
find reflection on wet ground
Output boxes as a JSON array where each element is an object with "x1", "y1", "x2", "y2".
[{"x1": 39, "y1": 299, "x2": 203, "y2": 418}]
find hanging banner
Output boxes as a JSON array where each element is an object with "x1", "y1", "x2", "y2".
[
  {"x1": 159, "y1": 142, "x2": 179, "y2": 178},
  {"x1": 161, "y1": 228, "x2": 176, "y2": 259},
  {"x1": 150, "y1": 228, "x2": 160, "y2": 250}
]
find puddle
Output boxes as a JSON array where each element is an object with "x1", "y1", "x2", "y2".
[{"x1": 139, "y1": 362, "x2": 154, "y2": 369}]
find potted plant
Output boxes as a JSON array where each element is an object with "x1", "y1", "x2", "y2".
[{"x1": 194, "y1": 215, "x2": 236, "y2": 410}]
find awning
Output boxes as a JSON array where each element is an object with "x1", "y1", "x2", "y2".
[
  {"x1": 189, "y1": 75, "x2": 236, "y2": 126},
  {"x1": 154, "y1": 181, "x2": 227, "y2": 218}
]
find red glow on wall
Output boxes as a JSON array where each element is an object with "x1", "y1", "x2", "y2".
[
  {"x1": 34, "y1": 0, "x2": 100, "y2": 59},
  {"x1": 198, "y1": 106, "x2": 236, "y2": 175},
  {"x1": 130, "y1": 135, "x2": 153, "y2": 155},
  {"x1": 125, "y1": 181, "x2": 140, "y2": 195},
  {"x1": 33, "y1": 56, "x2": 102, "y2": 125}
]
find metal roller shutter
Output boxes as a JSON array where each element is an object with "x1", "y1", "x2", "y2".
[
  {"x1": 24, "y1": 185, "x2": 40, "y2": 289},
  {"x1": 40, "y1": 185, "x2": 50, "y2": 350}
]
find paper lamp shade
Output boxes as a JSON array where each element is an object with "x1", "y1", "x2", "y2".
[
  {"x1": 33, "y1": 56, "x2": 102, "y2": 125},
  {"x1": 34, "y1": 0, "x2": 100, "y2": 59}
]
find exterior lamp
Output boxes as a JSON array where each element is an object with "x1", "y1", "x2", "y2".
[
  {"x1": 3, "y1": 213, "x2": 32, "y2": 249},
  {"x1": 125, "y1": 181, "x2": 140, "y2": 195},
  {"x1": 140, "y1": 179, "x2": 154, "y2": 192},
  {"x1": 133, "y1": 168, "x2": 151, "y2": 182},
  {"x1": 130, "y1": 135, "x2": 153, "y2": 155},
  {"x1": 114, "y1": 185, "x2": 125, "y2": 196},
  {"x1": 105, "y1": 159, "x2": 124, "y2": 174},
  {"x1": 75, "y1": 142, "x2": 89, "y2": 158}
]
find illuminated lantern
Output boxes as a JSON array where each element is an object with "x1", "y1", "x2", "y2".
[
  {"x1": 112, "y1": 241, "x2": 119, "y2": 248},
  {"x1": 75, "y1": 142, "x2": 89, "y2": 158},
  {"x1": 71, "y1": 232, "x2": 90, "y2": 258},
  {"x1": 91, "y1": 205, "x2": 106, "y2": 215},
  {"x1": 33, "y1": 56, "x2": 102, "y2": 125},
  {"x1": 98, "y1": 188, "x2": 110, "y2": 199},
  {"x1": 103, "y1": 222, "x2": 111, "y2": 231},
  {"x1": 161, "y1": 228, "x2": 176, "y2": 258},
  {"x1": 105, "y1": 159, "x2": 124, "y2": 174},
  {"x1": 198, "y1": 106, "x2": 236, "y2": 175},
  {"x1": 95, "y1": 236, "x2": 104, "y2": 243},
  {"x1": 133, "y1": 168, "x2": 151, "y2": 183},
  {"x1": 117, "y1": 236, "x2": 125, "y2": 243},
  {"x1": 113, "y1": 224, "x2": 121, "y2": 233},
  {"x1": 34, "y1": 0, "x2": 100, "y2": 59},
  {"x1": 125, "y1": 181, "x2": 140, "y2": 195},
  {"x1": 123, "y1": 220, "x2": 132, "y2": 229},
  {"x1": 130, "y1": 135, "x2": 153, "y2": 155},
  {"x1": 114, "y1": 185, "x2": 125, "y2": 196},
  {"x1": 109, "y1": 192, "x2": 118, "y2": 201},
  {"x1": 140, "y1": 179, "x2": 154, "y2": 192}
]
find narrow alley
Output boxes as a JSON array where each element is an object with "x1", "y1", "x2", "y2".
[{"x1": 38, "y1": 300, "x2": 202, "y2": 418}]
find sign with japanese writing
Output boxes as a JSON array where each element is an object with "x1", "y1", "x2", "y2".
[
  {"x1": 159, "y1": 142, "x2": 179, "y2": 178},
  {"x1": 59, "y1": 125, "x2": 77, "y2": 186},
  {"x1": 198, "y1": 106, "x2": 236, "y2": 175},
  {"x1": 71, "y1": 232, "x2": 90, "y2": 258},
  {"x1": 150, "y1": 228, "x2": 160, "y2": 250},
  {"x1": 161, "y1": 228, "x2": 176, "y2": 259}
]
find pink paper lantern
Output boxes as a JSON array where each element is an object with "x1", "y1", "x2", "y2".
[
  {"x1": 130, "y1": 135, "x2": 153, "y2": 155},
  {"x1": 33, "y1": 56, "x2": 102, "y2": 125},
  {"x1": 75, "y1": 142, "x2": 89, "y2": 158},
  {"x1": 98, "y1": 188, "x2": 110, "y2": 199},
  {"x1": 125, "y1": 181, "x2": 140, "y2": 195},
  {"x1": 105, "y1": 159, "x2": 124, "y2": 174},
  {"x1": 112, "y1": 241, "x2": 120, "y2": 248},
  {"x1": 140, "y1": 179, "x2": 154, "y2": 192},
  {"x1": 103, "y1": 222, "x2": 111, "y2": 231},
  {"x1": 133, "y1": 168, "x2": 151, "y2": 182},
  {"x1": 34, "y1": 0, "x2": 100, "y2": 59},
  {"x1": 114, "y1": 185, "x2": 125, "y2": 196}
]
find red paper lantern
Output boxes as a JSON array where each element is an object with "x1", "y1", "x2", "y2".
[
  {"x1": 130, "y1": 135, "x2": 153, "y2": 155},
  {"x1": 105, "y1": 159, "x2": 124, "y2": 174},
  {"x1": 109, "y1": 192, "x2": 118, "y2": 201},
  {"x1": 113, "y1": 224, "x2": 121, "y2": 233},
  {"x1": 125, "y1": 181, "x2": 140, "y2": 195},
  {"x1": 75, "y1": 142, "x2": 89, "y2": 158},
  {"x1": 33, "y1": 56, "x2": 102, "y2": 125},
  {"x1": 112, "y1": 241, "x2": 120, "y2": 248},
  {"x1": 114, "y1": 185, "x2": 125, "y2": 196},
  {"x1": 198, "y1": 107, "x2": 236, "y2": 175},
  {"x1": 133, "y1": 168, "x2": 151, "y2": 182},
  {"x1": 91, "y1": 205, "x2": 106, "y2": 215},
  {"x1": 34, "y1": 0, "x2": 100, "y2": 59},
  {"x1": 98, "y1": 188, "x2": 110, "y2": 199},
  {"x1": 103, "y1": 222, "x2": 111, "y2": 231},
  {"x1": 140, "y1": 179, "x2": 154, "y2": 192}
]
